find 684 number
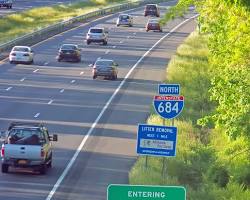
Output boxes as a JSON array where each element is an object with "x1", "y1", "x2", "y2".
[{"x1": 157, "y1": 102, "x2": 179, "y2": 113}]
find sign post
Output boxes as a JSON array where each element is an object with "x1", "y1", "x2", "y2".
[{"x1": 108, "y1": 184, "x2": 186, "y2": 200}]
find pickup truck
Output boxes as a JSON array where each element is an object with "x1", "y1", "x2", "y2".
[
  {"x1": 0, "y1": 0, "x2": 13, "y2": 9},
  {"x1": 0, "y1": 122, "x2": 58, "y2": 174}
]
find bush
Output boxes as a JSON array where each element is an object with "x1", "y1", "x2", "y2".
[{"x1": 208, "y1": 165, "x2": 230, "y2": 187}]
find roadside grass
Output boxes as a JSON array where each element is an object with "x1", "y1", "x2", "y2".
[
  {"x1": 0, "y1": 0, "x2": 130, "y2": 44},
  {"x1": 129, "y1": 31, "x2": 250, "y2": 199}
]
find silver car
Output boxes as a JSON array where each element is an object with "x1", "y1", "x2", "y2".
[
  {"x1": 86, "y1": 27, "x2": 108, "y2": 45},
  {"x1": 116, "y1": 14, "x2": 133, "y2": 27},
  {"x1": 91, "y1": 59, "x2": 118, "y2": 80},
  {"x1": 9, "y1": 46, "x2": 34, "y2": 64}
]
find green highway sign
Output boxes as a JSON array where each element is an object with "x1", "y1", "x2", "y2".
[{"x1": 107, "y1": 184, "x2": 186, "y2": 200}]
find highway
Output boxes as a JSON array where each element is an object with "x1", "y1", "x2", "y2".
[
  {"x1": 0, "y1": 0, "x2": 82, "y2": 17},
  {"x1": 0, "y1": 1, "x2": 196, "y2": 200}
]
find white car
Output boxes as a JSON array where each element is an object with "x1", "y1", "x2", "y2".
[
  {"x1": 9, "y1": 46, "x2": 34, "y2": 64},
  {"x1": 86, "y1": 27, "x2": 108, "y2": 45},
  {"x1": 116, "y1": 14, "x2": 133, "y2": 27}
]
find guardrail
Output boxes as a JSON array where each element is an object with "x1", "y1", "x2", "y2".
[{"x1": 0, "y1": 0, "x2": 170, "y2": 55}]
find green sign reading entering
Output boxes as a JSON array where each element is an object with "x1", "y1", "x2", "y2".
[{"x1": 107, "y1": 185, "x2": 186, "y2": 200}]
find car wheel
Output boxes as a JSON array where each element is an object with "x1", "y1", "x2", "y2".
[
  {"x1": 29, "y1": 59, "x2": 34, "y2": 64},
  {"x1": 87, "y1": 41, "x2": 91, "y2": 45},
  {"x1": 160, "y1": 29, "x2": 163, "y2": 32},
  {"x1": 93, "y1": 75, "x2": 97, "y2": 79},
  {"x1": 103, "y1": 41, "x2": 107, "y2": 45},
  {"x1": 57, "y1": 58, "x2": 62, "y2": 62},
  {"x1": 117, "y1": 24, "x2": 120, "y2": 27},
  {"x1": 47, "y1": 154, "x2": 52, "y2": 168},
  {"x1": 9, "y1": 60, "x2": 13, "y2": 64},
  {"x1": 146, "y1": 29, "x2": 149, "y2": 32},
  {"x1": 39, "y1": 164, "x2": 47, "y2": 175},
  {"x1": 1, "y1": 164, "x2": 9, "y2": 173}
]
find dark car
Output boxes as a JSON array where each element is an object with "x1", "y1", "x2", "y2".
[
  {"x1": 144, "y1": 4, "x2": 160, "y2": 17},
  {"x1": 146, "y1": 19, "x2": 162, "y2": 32},
  {"x1": 91, "y1": 59, "x2": 118, "y2": 80},
  {"x1": 57, "y1": 44, "x2": 81, "y2": 62}
]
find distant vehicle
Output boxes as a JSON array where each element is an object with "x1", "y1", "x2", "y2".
[
  {"x1": 146, "y1": 19, "x2": 162, "y2": 32},
  {"x1": 0, "y1": 122, "x2": 58, "y2": 174},
  {"x1": 0, "y1": 0, "x2": 13, "y2": 9},
  {"x1": 86, "y1": 27, "x2": 108, "y2": 45},
  {"x1": 57, "y1": 44, "x2": 81, "y2": 62},
  {"x1": 116, "y1": 14, "x2": 133, "y2": 27},
  {"x1": 144, "y1": 4, "x2": 160, "y2": 17},
  {"x1": 9, "y1": 46, "x2": 34, "y2": 64},
  {"x1": 91, "y1": 58, "x2": 118, "y2": 80}
]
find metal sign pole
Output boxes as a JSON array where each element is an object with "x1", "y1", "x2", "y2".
[{"x1": 162, "y1": 118, "x2": 166, "y2": 178}]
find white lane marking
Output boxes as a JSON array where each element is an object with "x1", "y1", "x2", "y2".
[
  {"x1": 71, "y1": 80, "x2": 75, "y2": 83},
  {"x1": 60, "y1": 89, "x2": 64, "y2": 93},
  {"x1": 105, "y1": 50, "x2": 110, "y2": 54},
  {"x1": 44, "y1": 62, "x2": 49, "y2": 65},
  {"x1": 119, "y1": 41, "x2": 123, "y2": 44},
  {"x1": 45, "y1": 14, "x2": 198, "y2": 200},
  {"x1": 33, "y1": 69, "x2": 39, "y2": 73},
  {"x1": 80, "y1": 71, "x2": 84, "y2": 75},
  {"x1": 127, "y1": 36, "x2": 130, "y2": 39},
  {"x1": 112, "y1": 46, "x2": 116, "y2": 49},
  {"x1": 20, "y1": 77, "x2": 26, "y2": 82},
  {"x1": 34, "y1": 113, "x2": 40, "y2": 118},
  {"x1": 139, "y1": 28, "x2": 143, "y2": 31},
  {"x1": 5, "y1": 87, "x2": 12, "y2": 91},
  {"x1": 133, "y1": 32, "x2": 136, "y2": 35},
  {"x1": 48, "y1": 100, "x2": 53, "y2": 105}
]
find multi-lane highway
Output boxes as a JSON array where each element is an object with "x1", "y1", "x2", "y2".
[
  {"x1": 0, "y1": 0, "x2": 82, "y2": 17},
  {"x1": 0, "y1": 1, "x2": 196, "y2": 200}
]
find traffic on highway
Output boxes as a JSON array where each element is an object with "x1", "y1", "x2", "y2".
[{"x1": 0, "y1": 1, "x2": 196, "y2": 199}]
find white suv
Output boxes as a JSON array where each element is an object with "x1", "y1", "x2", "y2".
[{"x1": 86, "y1": 27, "x2": 108, "y2": 45}]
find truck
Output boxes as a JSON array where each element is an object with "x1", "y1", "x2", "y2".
[
  {"x1": 0, "y1": 122, "x2": 58, "y2": 174},
  {"x1": 0, "y1": 0, "x2": 13, "y2": 9}
]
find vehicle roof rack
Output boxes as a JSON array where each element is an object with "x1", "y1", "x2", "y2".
[{"x1": 8, "y1": 122, "x2": 44, "y2": 130}]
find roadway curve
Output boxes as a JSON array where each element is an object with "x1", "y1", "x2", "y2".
[
  {"x1": 0, "y1": 1, "x2": 196, "y2": 200},
  {"x1": 0, "y1": 0, "x2": 83, "y2": 17}
]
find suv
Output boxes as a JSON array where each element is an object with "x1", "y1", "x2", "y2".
[
  {"x1": 144, "y1": 4, "x2": 160, "y2": 17},
  {"x1": 86, "y1": 27, "x2": 108, "y2": 45},
  {"x1": 116, "y1": 14, "x2": 133, "y2": 27},
  {"x1": 0, "y1": 122, "x2": 58, "y2": 174},
  {"x1": 0, "y1": 0, "x2": 12, "y2": 9}
]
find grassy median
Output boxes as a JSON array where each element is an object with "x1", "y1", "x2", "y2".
[
  {"x1": 129, "y1": 31, "x2": 250, "y2": 199},
  {"x1": 0, "y1": 0, "x2": 132, "y2": 44}
]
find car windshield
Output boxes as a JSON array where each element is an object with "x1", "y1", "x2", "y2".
[
  {"x1": 61, "y1": 45, "x2": 76, "y2": 50},
  {"x1": 90, "y1": 29, "x2": 103, "y2": 33},
  {"x1": 146, "y1": 5, "x2": 157, "y2": 10},
  {"x1": 13, "y1": 47, "x2": 29, "y2": 52},
  {"x1": 95, "y1": 60, "x2": 113, "y2": 68},
  {"x1": 120, "y1": 15, "x2": 129, "y2": 20},
  {"x1": 7, "y1": 128, "x2": 45, "y2": 145}
]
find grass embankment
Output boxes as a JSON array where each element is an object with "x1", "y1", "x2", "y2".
[
  {"x1": 129, "y1": 31, "x2": 250, "y2": 199},
  {"x1": 0, "y1": 0, "x2": 131, "y2": 44}
]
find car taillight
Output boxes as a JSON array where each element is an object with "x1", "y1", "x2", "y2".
[
  {"x1": 1, "y1": 146, "x2": 4, "y2": 157},
  {"x1": 41, "y1": 149, "x2": 45, "y2": 158}
]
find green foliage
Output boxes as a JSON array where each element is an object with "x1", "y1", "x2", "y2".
[{"x1": 208, "y1": 164, "x2": 230, "y2": 187}]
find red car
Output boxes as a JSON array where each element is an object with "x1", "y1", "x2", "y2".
[
  {"x1": 146, "y1": 19, "x2": 162, "y2": 32},
  {"x1": 144, "y1": 4, "x2": 160, "y2": 17}
]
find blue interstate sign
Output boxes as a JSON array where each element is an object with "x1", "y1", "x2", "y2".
[
  {"x1": 137, "y1": 124, "x2": 177, "y2": 157},
  {"x1": 158, "y1": 84, "x2": 180, "y2": 95},
  {"x1": 154, "y1": 96, "x2": 184, "y2": 119}
]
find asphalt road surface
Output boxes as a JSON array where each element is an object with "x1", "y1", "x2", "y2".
[
  {"x1": 0, "y1": 0, "x2": 83, "y2": 17},
  {"x1": 0, "y1": 1, "x2": 196, "y2": 200}
]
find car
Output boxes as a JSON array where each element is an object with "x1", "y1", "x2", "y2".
[
  {"x1": 0, "y1": 0, "x2": 12, "y2": 9},
  {"x1": 86, "y1": 27, "x2": 108, "y2": 45},
  {"x1": 0, "y1": 122, "x2": 58, "y2": 174},
  {"x1": 91, "y1": 59, "x2": 118, "y2": 80},
  {"x1": 146, "y1": 19, "x2": 163, "y2": 32},
  {"x1": 57, "y1": 44, "x2": 81, "y2": 62},
  {"x1": 144, "y1": 4, "x2": 160, "y2": 17},
  {"x1": 116, "y1": 14, "x2": 133, "y2": 27},
  {"x1": 9, "y1": 46, "x2": 34, "y2": 64}
]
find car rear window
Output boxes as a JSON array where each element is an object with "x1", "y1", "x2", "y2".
[
  {"x1": 61, "y1": 45, "x2": 76, "y2": 50},
  {"x1": 13, "y1": 47, "x2": 29, "y2": 52},
  {"x1": 90, "y1": 29, "x2": 103, "y2": 33},
  {"x1": 120, "y1": 15, "x2": 129, "y2": 20},
  {"x1": 95, "y1": 60, "x2": 113, "y2": 68},
  {"x1": 146, "y1": 5, "x2": 157, "y2": 10},
  {"x1": 7, "y1": 128, "x2": 45, "y2": 145}
]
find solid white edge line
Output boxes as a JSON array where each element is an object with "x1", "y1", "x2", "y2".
[
  {"x1": 6, "y1": 87, "x2": 12, "y2": 91},
  {"x1": 48, "y1": 100, "x2": 53, "y2": 105},
  {"x1": 45, "y1": 14, "x2": 198, "y2": 200},
  {"x1": 34, "y1": 113, "x2": 40, "y2": 118}
]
